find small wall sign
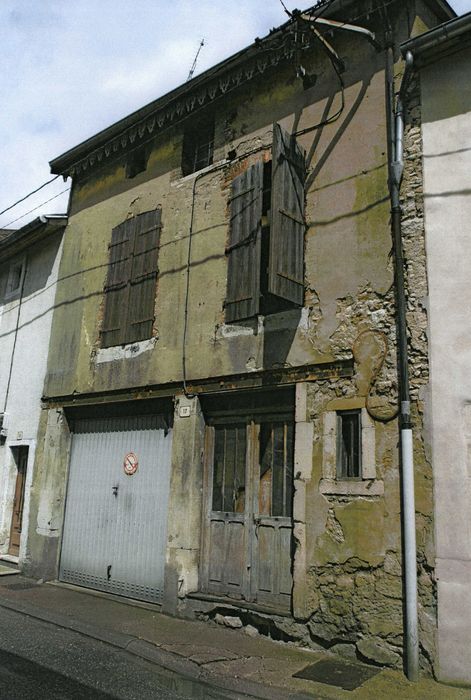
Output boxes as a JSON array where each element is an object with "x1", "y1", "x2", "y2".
[{"x1": 123, "y1": 452, "x2": 139, "y2": 475}]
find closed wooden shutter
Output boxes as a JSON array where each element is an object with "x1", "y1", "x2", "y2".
[
  {"x1": 126, "y1": 208, "x2": 162, "y2": 343},
  {"x1": 269, "y1": 123, "x2": 305, "y2": 306},
  {"x1": 101, "y1": 218, "x2": 134, "y2": 348},
  {"x1": 225, "y1": 161, "x2": 264, "y2": 322}
]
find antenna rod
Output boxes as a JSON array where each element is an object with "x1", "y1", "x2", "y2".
[{"x1": 187, "y1": 38, "x2": 205, "y2": 81}]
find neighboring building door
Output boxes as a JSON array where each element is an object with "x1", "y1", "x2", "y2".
[
  {"x1": 8, "y1": 446, "x2": 28, "y2": 557},
  {"x1": 202, "y1": 410, "x2": 294, "y2": 612},
  {"x1": 59, "y1": 412, "x2": 172, "y2": 604}
]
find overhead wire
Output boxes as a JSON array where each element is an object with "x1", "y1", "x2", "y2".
[
  {"x1": 2, "y1": 186, "x2": 71, "y2": 228},
  {"x1": 0, "y1": 175, "x2": 61, "y2": 218}
]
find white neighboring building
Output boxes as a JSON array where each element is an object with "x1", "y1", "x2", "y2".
[
  {"x1": 0, "y1": 215, "x2": 66, "y2": 565},
  {"x1": 402, "y1": 13, "x2": 471, "y2": 686}
]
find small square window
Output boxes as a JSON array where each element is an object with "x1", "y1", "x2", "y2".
[
  {"x1": 181, "y1": 115, "x2": 214, "y2": 176},
  {"x1": 336, "y1": 410, "x2": 361, "y2": 479}
]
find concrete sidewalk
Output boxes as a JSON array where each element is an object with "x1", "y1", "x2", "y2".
[{"x1": 0, "y1": 571, "x2": 468, "y2": 700}]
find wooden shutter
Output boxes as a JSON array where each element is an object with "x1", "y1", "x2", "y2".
[
  {"x1": 125, "y1": 208, "x2": 162, "y2": 343},
  {"x1": 225, "y1": 161, "x2": 263, "y2": 322},
  {"x1": 101, "y1": 218, "x2": 135, "y2": 348},
  {"x1": 269, "y1": 123, "x2": 305, "y2": 306}
]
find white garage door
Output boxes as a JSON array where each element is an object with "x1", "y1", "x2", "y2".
[{"x1": 59, "y1": 413, "x2": 172, "y2": 604}]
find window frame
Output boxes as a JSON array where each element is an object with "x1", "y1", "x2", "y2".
[
  {"x1": 181, "y1": 115, "x2": 215, "y2": 177},
  {"x1": 336, "y1": 409, "x2": 362, "y2": 479},
  {"x1": 4, "y1": 257, "x2": 26, "y2": 300},
  {"x1": 320, "y1": 405, "x2": 383, "y2": 496}
]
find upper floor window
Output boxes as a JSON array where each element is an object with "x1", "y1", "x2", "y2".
[
  {"x1": 100, "y1": 209, "x2": 162, "y2": 348},
  {"x1": 225, "y1": 123, "x2": 305, "y2": 322},
  {"x1": 126, "y1": 143, "x2": 151, "y2": 179},
  {"x1": 181, "y1": 115, "x2": 214, "y2": 176},
  {"x1": 4, "y1": 259, "x2": 25, "y2": 299}
]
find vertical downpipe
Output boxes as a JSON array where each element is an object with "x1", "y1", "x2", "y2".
[{"x1": 386, "y1": 46, "x2": 419, "y2": 681}]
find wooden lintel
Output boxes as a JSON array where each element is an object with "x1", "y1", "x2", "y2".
[{"x1": 42, "y1": 359, "x2": 354, "y2": 409}]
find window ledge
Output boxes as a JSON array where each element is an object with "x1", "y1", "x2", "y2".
[
  {"x1": 172, "y1": 158, "x2": 228, "y2": 185},
  {"x1": 319, "y1": 478, "x2": 384, "y2": 496},
  {"x1": 94, "y1": 336, "x2": 158, "y2": 364}
]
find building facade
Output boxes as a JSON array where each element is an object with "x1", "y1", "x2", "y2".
[
  {"x1": 0, "y1": 217, "x2": 66, "y2": 566},
  {"x1": 22, "y1": 0, "x2": 457, "y2": 676}
]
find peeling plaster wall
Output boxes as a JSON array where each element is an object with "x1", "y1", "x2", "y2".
[{"x1": 43, "y1": 33, "x2": 392, "y2": 399}]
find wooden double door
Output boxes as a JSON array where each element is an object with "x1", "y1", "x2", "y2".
[{"x1": 202, "y1": 412, "x2": 294, "y2": 612}]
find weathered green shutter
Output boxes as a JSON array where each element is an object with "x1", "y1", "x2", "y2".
[
  {"x1": 225, "y1": 161, "x2": 264, "y2": 322},
  {"x1": 269, "y1": 123, "x2": 305, "y2": 306},
  {"x1": 101, "y1": 218, "x2": 135, "y2": 347},
  {"x1": 125, "y1": 208, "x2": 162, "y2": 343}
]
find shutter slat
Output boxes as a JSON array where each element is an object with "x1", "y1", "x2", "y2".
[
  {"x1": 269, "y1": 123, "x2": 305, "y2": 306},
  {"x1": 225, "y1": 161, "x2": 263, "y2": 322}
]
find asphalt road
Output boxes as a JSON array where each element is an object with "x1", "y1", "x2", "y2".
[{"x1": 0, "y1": 606, "x2": 237, "y2": 700}]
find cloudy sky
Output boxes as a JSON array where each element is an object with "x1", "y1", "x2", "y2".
[{"x1": 1, "y1": 0, "x2": 469, "y2": 229}]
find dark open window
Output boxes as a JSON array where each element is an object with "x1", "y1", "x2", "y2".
[
  {"x1": 181, "y1": 115, "x2": 214, "y2": 176},
  {"x1": 100, "y1": 209, "x2": 162, "y2": 348},
  {"x1": 336, "y1": 410, "x2": 361, "y2": 478},
  {"x1": 225, "y1": 123, "x2": 305, "y2": 323},
  {"x1": 126, "y1": 144, "x2": 151, "y2": 179}
]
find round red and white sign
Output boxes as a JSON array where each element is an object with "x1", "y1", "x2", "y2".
[{"x1": 123, "y1": 452, "x2": 139, "y2": 475}]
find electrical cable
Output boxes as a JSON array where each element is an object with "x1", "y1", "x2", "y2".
[
  {"x1": 2, "y1": 187, "x2": 71, "y2": 228},
  {"x1": 0, "y1": 175, "x2": 61, "y2": 218}
]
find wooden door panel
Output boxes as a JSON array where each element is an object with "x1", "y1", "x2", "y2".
[
  {"x1": 254, "y1": 517, "x2": 292, "y2": 610},
  {"x1": 9, "y1": 447, "x2": 28, "y2": 556},
  {"x1": 207, "y1": 515, "x2": 246, "y2": 597}
]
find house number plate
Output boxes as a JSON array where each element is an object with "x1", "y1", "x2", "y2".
[{"x1": 123, "y1": 452, "x2": 139, "y2": 476}]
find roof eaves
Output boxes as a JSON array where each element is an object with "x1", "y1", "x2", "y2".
[
  {"x1": 401, "y1": 11, "x2": 471, "y2": 60},
  {"x1": 49, "y1": 0, "x2": 358, "y2": 179},
  {"x1": 0, "y1": 215, "x2": 68, "y2": 259}
]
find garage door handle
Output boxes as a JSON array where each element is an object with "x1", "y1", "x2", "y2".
[{"x1": 112, "y1": 486, "x2": 119, "y2": 497}]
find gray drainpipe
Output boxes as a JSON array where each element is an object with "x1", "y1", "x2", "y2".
[{"x1": 386, "y1": 47, "x2": 418, "y2": 681}]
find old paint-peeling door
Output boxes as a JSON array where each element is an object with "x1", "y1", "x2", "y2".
[
  {"x1": 202, "y1": 423, "x2": 251, "y2": 600},
  {"x1": 251, "y1": 420, "x2": 294, "y2": 610},
  {"x1": 202, "y1": 413, "x2": 293, "y2": 612},
  {"x1": 59, "y1": 413, "x2": 172, "y2": 604},
  {"x1": 8, "y1": 447, "x2": 28, "y2": 557}
]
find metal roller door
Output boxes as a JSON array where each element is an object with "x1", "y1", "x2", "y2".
[{"x1": 59, "y1": 413, "x2": 172, "y2": 604}]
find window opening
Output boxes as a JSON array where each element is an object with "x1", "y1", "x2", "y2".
[
  {"x1": 181, "y1": 115, "x2": 214, "y2": 176},
  {"x1": 5, "y1": 260, "x2": 24, "y2": 298},
  {"x1": 336, "y1": 410, "x2": 361, "y2": 478},
  {"x1": 126, "y1": 144, "x2": 151, "y2": 179}
]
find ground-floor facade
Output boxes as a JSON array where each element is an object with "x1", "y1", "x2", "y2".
[{"x1": 22, "y1": 367, "x2": 437, "y2": 673}]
